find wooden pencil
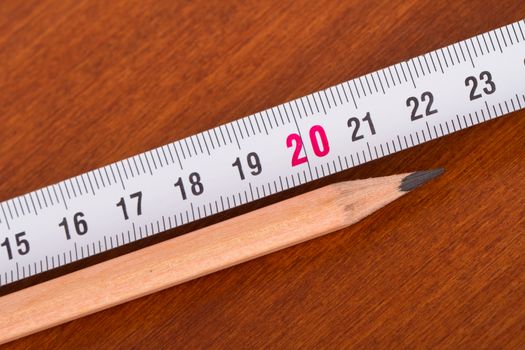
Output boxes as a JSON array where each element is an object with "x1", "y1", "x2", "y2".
[{"x1": 0, "y1": 169, "x2": 443, "y2": 344}]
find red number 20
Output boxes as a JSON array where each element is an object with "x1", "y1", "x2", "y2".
[{"x1": 286, "y1": 125, "x2": 330, "y2": 167}]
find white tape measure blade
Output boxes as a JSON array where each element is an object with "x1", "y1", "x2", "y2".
[{"x1": 0, "y1": 20, "x2": 524, "y2": 287}]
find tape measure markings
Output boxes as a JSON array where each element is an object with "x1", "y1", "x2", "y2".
[{"x1": 0, "y1": 20, "x2": 524, "y2": 287}]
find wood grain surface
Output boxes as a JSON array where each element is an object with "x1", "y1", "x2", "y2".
[{"x1": 0, "y1": 0, "x2": 524, "y2": 348}]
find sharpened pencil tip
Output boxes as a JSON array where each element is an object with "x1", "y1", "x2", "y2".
[{"x1": 400, "y1": 168, "x2": 444, "y2": 192}]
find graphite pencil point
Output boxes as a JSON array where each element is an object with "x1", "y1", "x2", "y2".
[{"x1": 399, "y1": 168, "x2": 444, "y2": 192}]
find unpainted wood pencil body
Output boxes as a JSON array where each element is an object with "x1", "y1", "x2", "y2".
[{"x1": 0, "y1": 173, "x2": 410, "y2": 344}]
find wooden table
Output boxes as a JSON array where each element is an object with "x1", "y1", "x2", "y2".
[{"x1": 1, "y1": 1, "x2": 524, "y2": 348}]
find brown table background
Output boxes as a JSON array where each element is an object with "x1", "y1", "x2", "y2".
[{"x1": 1, "y1": 1, "x2": 524, "y2": 348}]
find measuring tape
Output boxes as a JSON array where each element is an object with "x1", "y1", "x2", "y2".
[{"x1": 1, "y1": 20, "x2": 524, "y2": 288}]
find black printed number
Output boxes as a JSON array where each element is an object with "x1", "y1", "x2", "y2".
[
  {"x1": 407, "y1": 91, "x2": 437, "y2": 121},
  {"x1": 347, "y1": 112, "x2": 376, "y2": 141},
  {"x1": 1, "y1": 232, "x2": 30, "y2": 260},
  {"x1": 59, "y1": 212, "x2": 88, "y2": 240},
  {"x1": 465, "y1": 71, "x2": 496, "y2": 101},
  {"x1": 116, "y1": 191, "x2": 143, "y2": 220},
  {"x1": 174, "y1": 172, "x2": 204, "y2": 200},
  {"x1": 232, "y1": 152, "x2": 262, "y2": 180}
]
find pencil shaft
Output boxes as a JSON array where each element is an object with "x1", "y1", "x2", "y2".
[{"x1": 0, "y1": 174, "x2": 407, "y2": 344}]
